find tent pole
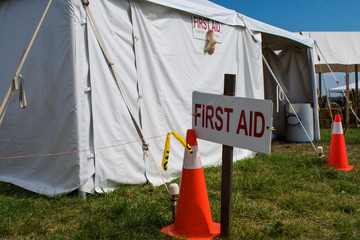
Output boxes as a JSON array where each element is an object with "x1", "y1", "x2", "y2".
[
  {"x1": 355, "y1": 64, "x2": 359, "y2": 118},
  {"x1": 345, "y1": 67, "x2": 350, "y2": 126},
  {"x1": 318, "y1": 72, "x2": 322, "y2": 97},
  {"x1": 318, "y1": 72, "x2": 322, "y2": 107}
]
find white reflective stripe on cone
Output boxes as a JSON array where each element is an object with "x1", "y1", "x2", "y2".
[
  {"x1": 332, "y1": 122, "x2": 343, "y2": 134},
  {"x1": 183, "y1": 145, "x2": 202, "y2": 170}
]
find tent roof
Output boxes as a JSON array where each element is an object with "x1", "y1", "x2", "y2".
[
  {"x1": 302, "y1": 31, "x2": 360, "y2": 73},
  {"x1": 329, "y1": 82, "x2": 357, "y2": 93},
  {"x1": 147, "y1": 0, "x2": 314, "y2": 48}
]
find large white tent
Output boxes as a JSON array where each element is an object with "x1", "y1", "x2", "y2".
[
  {"x1": 0, "y1": 0, "x2": 319, "y2": 196},
  {"x1": 302, "y1": 32, "x2": 360, "y2": 73},
  {"x1": 329, "y1": 82, "x2": 357, "y2": 94},
  {"x1": 302, "y1": 32, "x2": 360, "y2": 123}
]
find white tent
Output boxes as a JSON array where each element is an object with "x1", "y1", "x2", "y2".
[
  {"x1": 329, "y1": 82, "x2": 357, "y2": 94},
  {"x1": 302, "y1": 32, "x2": 360, "y2": 123},
  {"x1": 0, "y1": 0, "x2": 319, "y2": 196},
  {"x1": 302, "y1": 32, "x2": 360, "y2": 73}
]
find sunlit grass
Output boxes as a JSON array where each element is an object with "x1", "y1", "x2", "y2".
[{"x1": 0, "y1": 129, "x2": 359, "y2": 239}]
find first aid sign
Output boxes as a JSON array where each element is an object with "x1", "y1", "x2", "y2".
[{"x1": 192, "y1": 91, "x2": 273, "y2": 154}]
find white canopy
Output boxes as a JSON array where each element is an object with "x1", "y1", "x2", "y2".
[
  {"x1": 329, "y1": 82, "x2": 357, "y2": 93},
  {"x1": 148, "y1": 0, "x2": 314, "y2": 48},
  {"x1": 302, "y1": 31, "x2": 360, "y2": 73},
  {"x1": 0, "y1": 0, "x2": 319, "y2": 195}
]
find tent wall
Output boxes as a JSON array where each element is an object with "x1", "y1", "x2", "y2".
[
  {"x1": 0, "y1": 0, "x2": 318, "y2": 195},
  {"x1": 130, "y1": 0, "x2": 262, "y2": 184},
  {"x1": 0, "y1": 0, "x2": 94, "y2": 195},
  {"x1": 85, "y1": 0, "x2": 147, "y2": 193}
]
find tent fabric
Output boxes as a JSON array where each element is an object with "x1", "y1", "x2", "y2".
[
  {"x1": 130, "y1": 0, "x2": 261, "y2": 184},
  {"x1": 147, "y1": 0, "x2": 314, "y2": 48},
  {"x1": 329, "y1": 82, "x2": 357, "y2": 93},
  {"x1": 85, "y1": 0, "x2": 148, "y2": 192},
  {"x1": 263, "y1": 46, "x2": 320, "y2": 140},
  {"x1": 302, "y1": 32, "x2": 360, "y2": 73},
  {"x1": 0, "y1": 0, "x2": 93, "y2": 195},
  {"x1": 0, "y1": 0, "x2": 319, "y2": 195}
]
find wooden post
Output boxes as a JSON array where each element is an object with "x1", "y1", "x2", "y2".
[
  {"x1": 355, "y1": 64, "x2": 359, "y2": 117},
  {"x1": 220, "y1": 74, "x2": 236, "y2": 238},
  {"x1": 346, "y1": 67, "x2": 350, "y2": 125},
  {"x1": 318, "y1": 72, "x2": 322, "y2": 107},
  {"x1": 318, "y1": 72, "x2": 322, "y2": 96}
]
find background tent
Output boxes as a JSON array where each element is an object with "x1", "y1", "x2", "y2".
[
  {"x1": 329, "y1": 82, "x2": 357, "y2": 94},
  {"x1": 302, "y1": 32, "x2": 360, "y2": 73},
  {"x1": 302, "y1": 32, "x2": 360, "y2": 124},
  {"x1": 0, "y1": 0, "x2": 319, "y2": 196}
]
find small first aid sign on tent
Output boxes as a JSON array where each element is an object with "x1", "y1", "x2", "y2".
[
  {"x1": 192, "y1": 16, "x2": 223, "y2": 43},
  {"x1": 192, "y1": 91, "x2": 273, "y2": 154}
]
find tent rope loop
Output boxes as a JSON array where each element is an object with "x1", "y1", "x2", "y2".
[
  {"x1": 276, "y1": 85, "x2": 285, "y2": 113},
  {"x1": 0, "y1": 74, "x2": 27, "y2": 125},
  {"x1": 0, "y1": 0, "x2": 52, "y2": 126},
  {"x1": 16, "y1": 74, "x2": 27, "y2": 109},
  {"x1": 142, "y1": 141, "x2": 149, "y2": 151}
]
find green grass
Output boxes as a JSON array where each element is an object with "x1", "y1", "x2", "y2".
[{"x1": 0, "y1": 129, "x2": 360, "y2": 239}]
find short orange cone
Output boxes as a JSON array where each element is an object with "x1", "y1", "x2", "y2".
[
  {"x1": 161, "y1": 129, "x2": 220, "y2": 239},
  {"x1": 326, "y1": 114, "x2": 354, "y2": 171}
]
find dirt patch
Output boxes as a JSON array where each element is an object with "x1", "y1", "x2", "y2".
[
  {"x1": 271, "y1": 140, "x2": 359, "y2": 163},
  {"x1": 271, "y1": 141, "x2": 329, "y2": 155}
]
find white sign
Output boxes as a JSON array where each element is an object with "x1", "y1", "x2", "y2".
[
  {"x1": 192, "y1": 91, "x2": 273, "y2": 154},
  {"x1": 192, "y1": 16, "x2": 223, "y2": 43}
]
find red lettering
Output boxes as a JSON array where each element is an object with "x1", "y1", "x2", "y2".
[
  {"x1": 216, "y1": 22, "x2": 220, "y2": 32},
  {"x1": 224, "y1": 108, "x2": 233, "y2": 132},
  {"x1": 211, "y1": 20, "x2": 216, "y2": 31},
  {"x1": 202, "y1": 104, "x2": 205, "y2": 127},
  {"x1": 236, "y1": 110, "x2": 248, "y2": 135},
  {"x1": 215, "y1": 106, "x2": 223, "y2": 131},
  {"x1": 249, "y1": 111, "x2": 253, "y2": 136},
  {"x1": 193, "y1": 16, "x2": 198, "y2": 28},
  {"x1": 194, "y1": 104, "x2": 202, "y2": 126},
  {"x1": 205, "y1": 105, "x2": 214, "y2": 129},
  {"x1": 253, "y1": 112, "x2": 265, "y2": 138},
  {"x1": 209, "y1": 20, "x2": 220, "y2": 32},
  {"x1": 204, "y1": 19, "x2": 208, "y2": 30}
]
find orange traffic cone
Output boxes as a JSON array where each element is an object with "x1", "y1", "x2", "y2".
[
  {"x1": 326, "y1": 115, "x2": 354, "y2": 171},
  {"x1": 161, "y1": 129, "x2": 220, "y2": 239}
]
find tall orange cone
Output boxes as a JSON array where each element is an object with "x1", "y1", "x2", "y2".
[
  {"x1": 326, "y1": 114, "x2": 354, "y2": 171},
  {"x1": 161, "y1": 129, "x2": 220, "y2": 239}
]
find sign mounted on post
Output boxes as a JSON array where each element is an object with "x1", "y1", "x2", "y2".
[{"x1": 192, "y1": 91, "x2": 273, "y2": 154}]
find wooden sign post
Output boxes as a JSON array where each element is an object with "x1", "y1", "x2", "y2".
[
  {"x1": 192, "y1": 74, "x2": 273, "y2": 238},
  {"x1": 220, "y1": 74, "x2": 235, "y2": 238}
]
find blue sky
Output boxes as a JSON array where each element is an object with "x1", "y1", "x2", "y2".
[
  {"x1": 210, "y1": 0, "x2": 359, "y2": 94},
  {"x1": 210, "y1": 0, "x2": 360, "y2": 32}
]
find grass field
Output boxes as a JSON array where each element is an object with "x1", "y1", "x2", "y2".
[{"x1": 0, "y1": 129, "x2": 359, "y2": 239}]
